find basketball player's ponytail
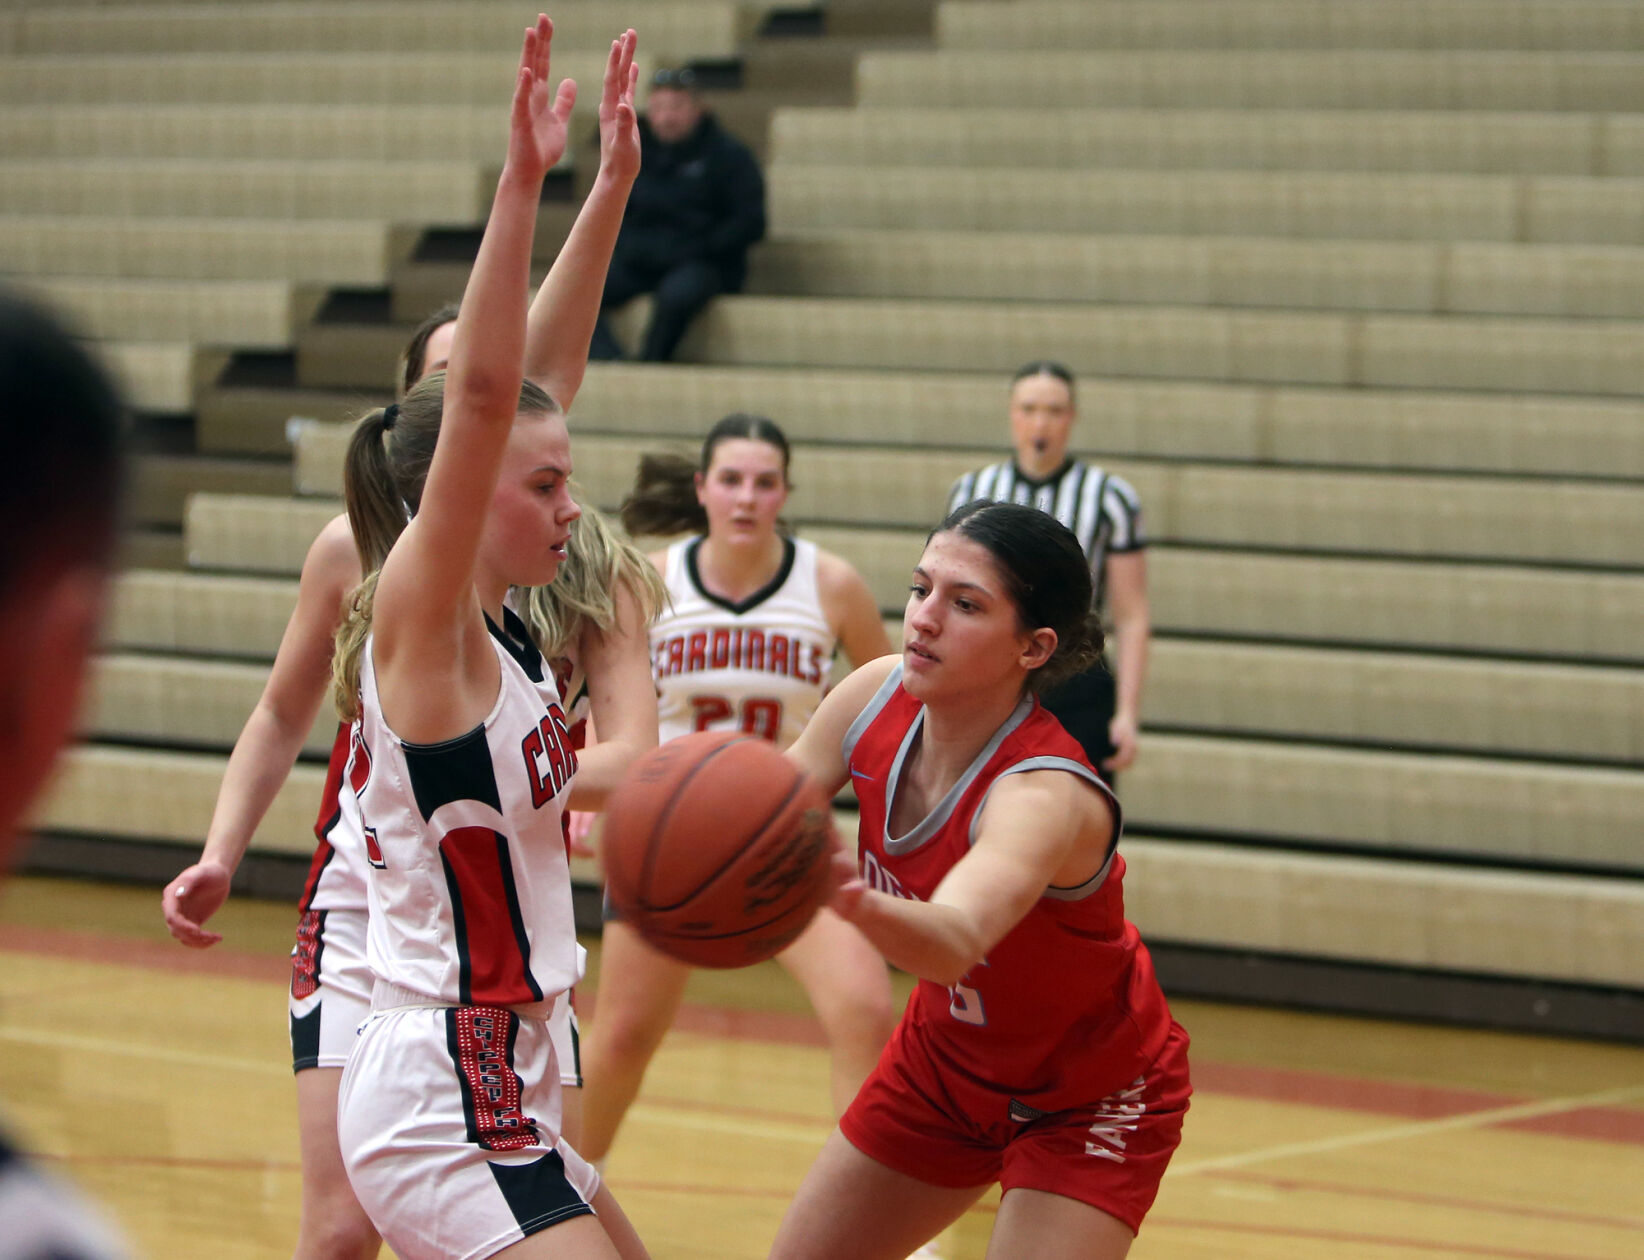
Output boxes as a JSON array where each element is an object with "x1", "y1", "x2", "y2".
[
  {"x1": 619, "y1": 451, "x2": 706, "y2": 538},
  {"x1": 330, "y1": 371, "x2": 557, "y2": 718}
]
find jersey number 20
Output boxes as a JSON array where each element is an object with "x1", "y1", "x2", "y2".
[{"x1": 691, "y1": 695, "x2": 783, "y2": 742}]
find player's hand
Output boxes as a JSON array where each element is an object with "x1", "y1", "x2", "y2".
[
  {"x1": 162, "y1": 859, "x2": 232, "y2": 948},
  {"x1": 565, "y1": 809, "x2": 599, "y2": 858},
  {"x1": 824, "y1": 843, "x2": 868, "y2": 921},
  {"x1": 1103, "y1": 711, "x2": 1139, "y2": 773},
  {"x1": 598, "y1": 29, "x2": 640, "y2": 184},
  {"x1": 508, "y1": 14, "x2": 576, "y2": 183}
]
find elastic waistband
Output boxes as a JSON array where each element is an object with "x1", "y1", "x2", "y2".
[{"x1": 370, "y1": 978, "x2": 558, "y2": 1023}]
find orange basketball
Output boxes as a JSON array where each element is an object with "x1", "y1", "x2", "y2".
[{"x1": 600, "y1": 731, "x2": 835, "y2": 968}]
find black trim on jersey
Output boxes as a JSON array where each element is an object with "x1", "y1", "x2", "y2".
[
  {"x1": 489, "y1": 606, "x2": 546, "y2": 684},
  {"x1": 402, "y1": 725, "x2": 502, "y2": 822},
  {"x1": 1009, "y1": 457, "x2": 1077, "y2": 496},
  {"x1": 685, "y1": 535, "x2": 796, "y2": 614},
  {"x1": 489, "y1": 1150, "x2": 596, "y2": 1234},
  {"x1": 290, "y1": 1006, "x2": 322, "y2": 1074}
]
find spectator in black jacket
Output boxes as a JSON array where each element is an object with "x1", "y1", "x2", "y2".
[{"x1": 590, "y1": 67, "x2": 766, "y2": 362}]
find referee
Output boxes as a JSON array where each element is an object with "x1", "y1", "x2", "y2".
[{"x1": 947, "y1": 361, "x2": 1151, "y2": 780}]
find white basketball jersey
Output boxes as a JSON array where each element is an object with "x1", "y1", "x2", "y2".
[
  {"x1": 652, "y1": 536, "x2": 835, "y2": 748},
  {"x1": 351, "y1": 607, "x2": 585, "y2": 1009}
]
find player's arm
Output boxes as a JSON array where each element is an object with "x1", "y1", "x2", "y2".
[
  {"x1": 831, "y1": 770, "x2": 1113, "y2": 986},
  {"x1": 162, "y1": 515, "x2": 360, "y2": 947},
  {"x1": 817, "y1": 549, "x2": 893, "y2": 670},
  {"x1": 565, "y1": 579, "x2": 658, "y2": 810},
  {"x1": 1104, "y1": 549, "x2": 1149, "y2": 772},
  {"x1": 375, "y1": 22, "x2": 572, "y2": 732},
  {"x1": 522, "y1": 30, "x2": 638, "y2": 410},
  {"x1": 784, "y1": 654, "x2": 899, "y2": 798}
]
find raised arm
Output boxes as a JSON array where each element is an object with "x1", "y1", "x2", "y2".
[
  {"x1": 373, "y1": 18, "x2": 572, "y2": 717},
  {"x1": 162, "y1": 515, "x2": 359, "y2": 946},
  {"x1": 523, "y1": 28, "x2": 639, "y2": 409},
  {"x1": 831, "y1": 769, "x2": 1114, "y2": 986}
]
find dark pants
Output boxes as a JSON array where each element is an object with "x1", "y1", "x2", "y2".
[
  {"x1": 590, "y1": 255, "x2": 727, "y2": 363},
  {"x1": 1041, "y1": 660, "x2": 1118, "y2": 786}
]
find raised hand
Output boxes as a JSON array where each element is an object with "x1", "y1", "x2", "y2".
[
  {"x1": 599, "y1": 28, "x2": 641, "y2": 183},
  {"x1": 508, "y1": 14, "x2": 577, "y2": 183}
]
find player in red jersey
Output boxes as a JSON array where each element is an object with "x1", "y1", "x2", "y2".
[{"x1": 770, "y1": 500, "x2": 1190, "y2": 1260}]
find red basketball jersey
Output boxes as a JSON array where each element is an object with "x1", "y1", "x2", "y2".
[{"x1": 845, "y1": 664, "x2": 1175, "y2": 1108}]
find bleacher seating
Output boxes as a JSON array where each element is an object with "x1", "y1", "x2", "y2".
[{"x1": 11, "y1": 0, "x2": 1642, "y2": 1026}]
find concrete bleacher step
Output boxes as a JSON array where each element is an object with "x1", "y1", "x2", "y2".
[
  {"x1": 85, "y1": 652, "x2": 335, "y2": 757},
  {"x1": 15, "y1": 1, "x2": 743, "y2": 56},
  {"x1": 767, "y1": 165, "x2": 1644, "y2": 244},
  {"x1": 90, "y1": 610, "x2": 1644, "y2": 767},
  {"x1": 797, "y1": 524, "x2": 1644, "y2": 664},
  {"x1": 293, "y1": 297, "x2": 1644, "y2": 396},
  {"x1": 1122, "y1": 734, "x2": 1644, "y2": 874},
  {"x1": 118, "y1": 529, "x2": 187, "y2": 574},
  {"x1": 35, "y1": 743, "x2": 327, "y2": 859},
  {"x1": 16, "y1": 277, "x2": 312, "y2": 350},
  {"x1": 0, "y1": 159, "x2": 497, "y2": 221},
  {"x1": 936, "y1": 0, "x2": 1644, "y2": 53},
  {"x1": 747, "y1": 230, "x2": 1644, "y2": 318},
  {"x1": 0, "y1": 104, "x2": 589, "y2": 164},
  {"x1": 131, "y1": 455, "x2": 293, "y2": 530},
  {"x1": 769, "y1": 107, "x2": 1644, "y2": 177},
  {"x1": 0, "y1": 216, "x2": 399, "y2": 285},
  {"x1": 0, "y1": 50, "x2": 646, "y2": 107},
  {"x1": 177, "y1": 498, "x2": 1644, "y2": 663},
  {"x1": 99, "y1": 341, "x2": 219, "y2": 416},
  {"x1": 855, "y1": 49, "x2": 1644, "y2": 112},
  {"x1": 196, "y1": 361, "x2": 1644, "y2": 479},
  {"x1": 290, "y1": 423, "x2": 1644, "y2": 568},
  {"x1": 1122, "y1": 837, "x2": 1644, "y2": 990},
  {"x1": 35, "y1": 736, "x2": 1644, "y2": 985}
]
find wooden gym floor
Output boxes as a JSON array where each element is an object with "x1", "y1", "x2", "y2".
[{"x1": 1, "y1": 875, "x2": 1640, "y2": 1259}]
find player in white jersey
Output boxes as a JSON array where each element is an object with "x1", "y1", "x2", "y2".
[
  {"x1": 575, "y1": 414, "x2": 899, "y2": 1168},
  {"x1": 164, "y1": 24, "x2": 653, "y2": 1260},
  {"x1": 652, "y1": 532, "x2": 834, "y2": 747},
  {"x1": 324, "y1": 21, "x2": 649, "y2": 1258}
]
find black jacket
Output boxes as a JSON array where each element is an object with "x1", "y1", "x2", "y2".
[{"x1": 615, "y1": 113, "x2": 766, "y2": 286}]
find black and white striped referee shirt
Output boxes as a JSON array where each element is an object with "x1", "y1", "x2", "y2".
[{"x1": 947, "y1": 459, "x2": 1145, "y2": 611}]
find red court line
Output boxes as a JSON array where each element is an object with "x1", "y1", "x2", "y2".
[
  {"x1": 1499, "y1": 1105, "x2": 1644, "y2": 1146},
  {"x1": 0, "y1": 923, "x2": 288, "y2": 984},
  {"x1": 1146, "y1": 1218, "x2": 1615, "y2": 1260},
  {"x1": 6, "y1": 923, "x2": 1640, "y2": 1153},
  {"x1": 1207, "y1": 1169, "x2": 1644, "y2": 1233},
  {"x1": 1190, "y1": 1059, "x2": 1522, "y2": 1120}
]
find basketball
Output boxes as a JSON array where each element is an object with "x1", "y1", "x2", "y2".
[{"x1": 600, "y1": 731, "x2": 835, "y2": 968}]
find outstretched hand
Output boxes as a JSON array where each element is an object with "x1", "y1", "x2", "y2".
[
  {"x1": 509, "y1": 14, "x2": 577, "y2": 183},
  {"x1": 599, "y1": 29, "x2": 641, "y2": 183},
  {"x1": 162, "y1": 859, "x2": 233, "y2": 948}
]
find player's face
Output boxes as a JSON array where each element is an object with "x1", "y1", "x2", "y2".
[
  {"x1": 696, "y1": 438, "x2": 789, "y2": 545},
  {"x1": 1008, "y1": 373, "x2": 1075, "y2": 479},
  {"x1": 482, "y1": 411, "x2": 581, "y2": 588},
  {"x1": 646, "y1": 86, "x2": 703, "y2": 144},
  {"x1": 417, "y1": 320, "x2": 456, "y2": 385},
  {"x1": 903, "y1": 531, "x2": 1053, "y2": 703}
]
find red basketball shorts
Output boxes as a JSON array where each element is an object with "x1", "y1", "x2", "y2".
[{"x1": 839, "y1": 1019, "x2": 1191, "y2": 1234}]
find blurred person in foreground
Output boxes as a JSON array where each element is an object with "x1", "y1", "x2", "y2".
[{"x1": 0, "y1": 285, "x2": 131, "y2": 1258}]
